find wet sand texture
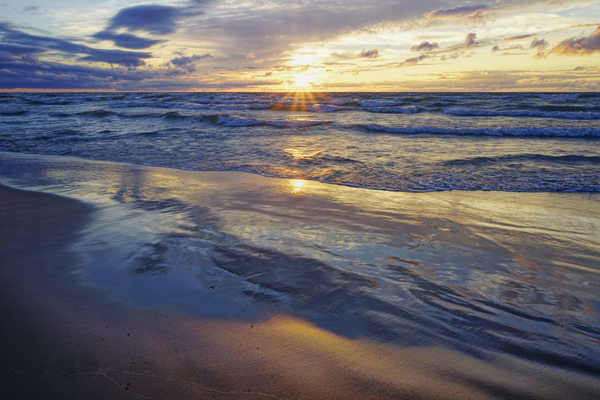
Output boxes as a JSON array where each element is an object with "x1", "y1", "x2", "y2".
[{"x1": 2, "y1": 181, "x2": 600, "y2": 400}]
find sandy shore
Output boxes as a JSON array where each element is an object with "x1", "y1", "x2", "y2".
[{"x1": 1, "y1": 153, "x2": 600, "y2": 399}]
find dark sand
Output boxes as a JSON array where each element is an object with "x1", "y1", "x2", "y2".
[{"x1": 2, "y1": 182, "x2": 600, "y2": 400}]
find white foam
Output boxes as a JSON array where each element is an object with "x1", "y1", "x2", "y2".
[
  {"x1": 308, "y1": 104, "x2": 351, "y2": 112},
  {"x1": 443, "y1": 108, "x2": 600, "y2": 120},
  {"x1": 216, "y1": 115, "x2": 329, "y2": 128},
  {"x1": 360, "y1": 124, "x2": 600, "y2": 137}
]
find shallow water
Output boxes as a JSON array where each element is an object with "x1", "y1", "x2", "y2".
[{"x1": 1, "y1": 152, "x2": 599, "y2": 379}]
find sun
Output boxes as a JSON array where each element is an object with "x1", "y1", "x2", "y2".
[{"x1": 294, "y1": 73, "x2": 313, "y2": 88}]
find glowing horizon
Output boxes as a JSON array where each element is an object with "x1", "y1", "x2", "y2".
[{"x1": 1, "y1": 1, "x2": 599, "y2": 92}]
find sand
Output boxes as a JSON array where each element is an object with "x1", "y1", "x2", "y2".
[{"x1": 1, "y1": 154, "x2": 600, "y2": 399}]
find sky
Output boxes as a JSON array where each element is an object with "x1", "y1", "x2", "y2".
[{"x1": 0, "y1": 0, "x2": 599, "y2": 91}]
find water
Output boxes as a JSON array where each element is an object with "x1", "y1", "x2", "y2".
[
  {"x1": 1, "y1": 91, "x2": 600, "y2": 390},
  {"x1": 1, "y1": 91, "x2": 599, "y2": 192}
]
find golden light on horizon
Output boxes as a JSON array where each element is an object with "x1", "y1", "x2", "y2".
[{"x1": 294, "y1": 72, "x2": 314, "y2": 88}]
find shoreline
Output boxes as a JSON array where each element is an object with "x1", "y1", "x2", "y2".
[{"x1": 1, "y1": 153, "x2": 600, "y2": 399}]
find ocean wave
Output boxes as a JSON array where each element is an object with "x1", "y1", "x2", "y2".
[
  {"x1": 308, "y1": 104, "x2": 351, "y2": 112},
  {"x1": 443, "y1": 108, "x2": 600, "y2": 120},
  {"x1": 357, "y1": 100, "x2": 403, "y2": 107},
  {"x1": 359, "y1": 124, "x2": 600, "y2": 137},
  {"x1": 538, "y1": 94, "x2": 580, "y2": 99},
  {"x1": 27, "y1": 99, "x2": 73, "y2": 105},
  {"x1": 443, "y1": 154, "x2": 600, "y2": 166},
  {"x1": 110, "y1": 102, "x2": 271, "y2": 111},
  {"x1": 367, "y1": 106, "x2": 418, "y2": 114},
  {"x1": 213, "y1": 115, "x2": 330, "y2": 128},
  {"x1": 0, "y1": 109, "x2": 27, "y2": 115}
]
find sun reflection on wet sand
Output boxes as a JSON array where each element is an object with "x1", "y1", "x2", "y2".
[{"x1": 291, "y1": 179, "x2": 305, "y2": 193}]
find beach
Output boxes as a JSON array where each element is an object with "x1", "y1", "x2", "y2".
[{"x1": 1, "y1": 151, "x2": 599, "y2": 399}]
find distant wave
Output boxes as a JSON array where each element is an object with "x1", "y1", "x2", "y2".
[
  {"x1": 357, "y1": 100, "x2": 403, "y2": 107},
  {"x1": 443, "y1": 154, "x2": 600, "y2": 166},
  {"x1": 538, "y1": 94, "x2": 580, "y2": 99},
  {"x1": 0, "y1": 109, "x2": 27, "y2": 115},
  {"x1": 367, "y1": 106, "x2": 418, "y2": 114},
  {"x1": 110, "y1": 102, "x2": 271, "y2": 111},
  {"x1": 49, "y1": 109, "x2": 194, "y2": 119},
  {"x1": 359, "y1": 124, "x2": 600, "y2": 137},
  {"x1": 443, "y1": 108, "x2": 600, "y2": 120},
  {"x1": 209, "y1": 115, "x2": 331, "y2": 128}
]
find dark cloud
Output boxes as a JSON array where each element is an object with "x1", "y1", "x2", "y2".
[
  {"x1": 92, "y1": 3, "x2": 210, "y2": 50},
  {"x1": 0, "y1": 51, "x2": 15, "y2": 61},
  {"x1": 79, "y1": 52, "x2": 151, "y2": 68},
  {"x1": 0, "y1": 23, "x2": 152, "y2": 68},
  {"x1": 411, "y1": 41, "x2": 439, "y2": 52},
  {"x1": 551, "y1": 26, "x2": 600, "y2": 56},
  {"x1": 398, "y1": 54, "x2": 428, "y2": 67},
  {"x1": 359, "y1": 48, "x2": 379, "y2": 58},
  {"x1": 491, "y1": 45, "x2": 500, "y2": 52},
  {"x1": 0, "y1": 60, "x2": 156, "y2": 90},
  {"x1": 529, "y1": 37, "x2": 548, "y2": 49},
  {"x1": 503, "y1": 34, "x2": 534, "y2": 41},
  {"x1": 92, "y1": 31, "x2": 164, "y2": 50},
  {"x1": 0, "y1": 43, "x2": 44, "y2": 55},
  {"x1": 105, "y1": 6, "x2": 187, "y2": 35},
  {"x1": 425, "y1": 4, "x2": 489, "y2": 19},
  {"x1": 170, "y1": 53, "x2": 213, "y2": 67},
  {"x1": 465, "y1": 33, "x2": 477, "y2": 48}
]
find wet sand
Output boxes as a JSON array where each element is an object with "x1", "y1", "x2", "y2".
[{"x1": 1, "y1": 157, "x2": 600, "y2": 399}]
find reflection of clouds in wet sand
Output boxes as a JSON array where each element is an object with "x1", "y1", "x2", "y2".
[{"x1": 1, "y1": 152, "x2": 600, "y2": 398}]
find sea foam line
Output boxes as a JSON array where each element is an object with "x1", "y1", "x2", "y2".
[
  {"x1": 359, "y1": 124, "x2": 600, "y2": 137},
  {"x1": 443, "y1": 108, "x2": 600, "y2": 120}
]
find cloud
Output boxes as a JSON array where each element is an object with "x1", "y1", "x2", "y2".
[
  {"x1": 20, "y1": 54, "x2": 39, "y2": 64},
  {"x1": 411, "y1": 41, "x2": 439, "y2": 52},
  {"x1": 92, "y1": 3, "x2": 209, "y2": 50},
  {"x1": 92, "y1": 31, "x2": 164, "y2": 50},
  {"x1": 246, "y1": 52, "x2": 255, "y2": 59},
  {"x1": 192, "y1": 1, "x2": 442, "y2": 64},
  {"x1": 465, "y1": 33, "x2": 477, "y2": 48},
  {"x1": 503, "y1": 34, "x2": 534, "y2": 41},
  {"x1": 329, "y1": 51, "x2": 356, "y2": 60},
  {"x1": 492, "y1": 44, "x2": 524, "y2": 53},
  {"x1": 0, "y1": 43, "x2": 43, "y2": 55},
  {"x1": 170, "y1": 53, "x2": 213, "y2": 67},
  {"x1": 529, "y1": 37, "x2": 548, "y2": 49},
  {"x1": 425, "y1": 5, "x2": 490, "y2": 19},
  {"x1": 104, "y1": 5, "x2": 189, "y2": 35},
  {"x1": 359, "y1": 48, "x2": 379, "y2": 58},
  {"x1": 0, "y1": 22, "x2": 152, "y2": 68},
  {"x1": 462, "y1": 10, "x2": 486, "y2": 26},
  {"x1": 551, "y1": 26, "x2": 600, "y2": 56},
  {"x1": 398, "y1": 54, "x2": 428, "y2": 67},
  {"x1": 0, "y1": 51, "x2": 15, "y2": 61}
]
